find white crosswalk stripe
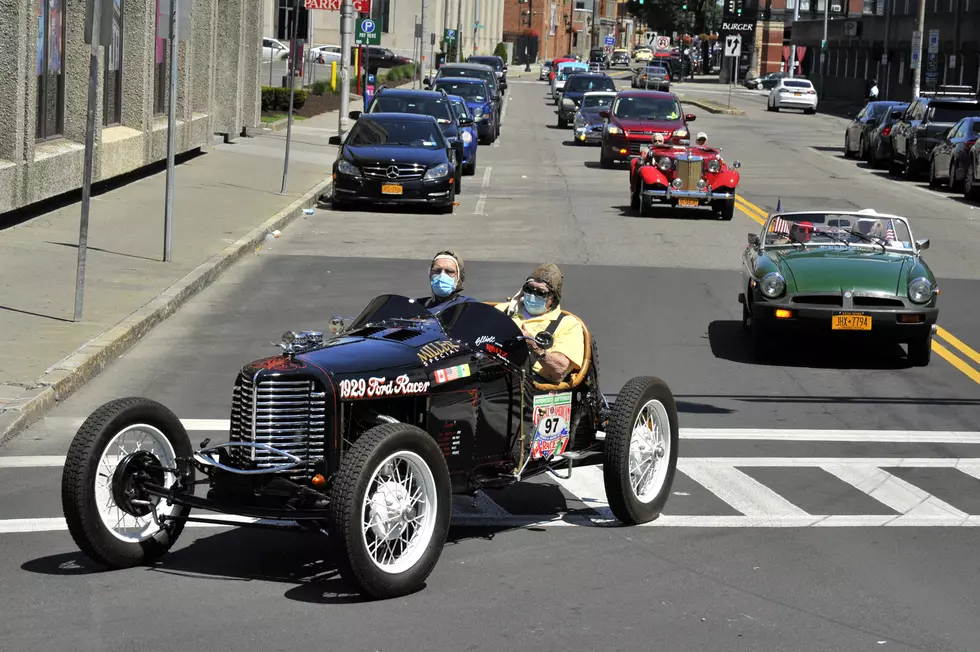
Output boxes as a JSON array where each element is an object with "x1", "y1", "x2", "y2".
[{"x1": 4, "y1": 428, "x2": 980, "y2": 532}]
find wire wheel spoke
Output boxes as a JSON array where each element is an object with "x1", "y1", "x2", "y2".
[{"x1": 627, "y1": 400, "x2": 670, "y2": 503}]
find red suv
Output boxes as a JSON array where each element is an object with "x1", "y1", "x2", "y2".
[{"x1": 598, "y1": 90, "x2": 695, "y2": 168}]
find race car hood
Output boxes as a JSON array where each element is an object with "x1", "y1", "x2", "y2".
[
  {"x1": 344, "y1": 145, "x2": 450, "y2": 167},
  {"x1": 769, "y1": 248, "x2": 911, "y2": 295}
]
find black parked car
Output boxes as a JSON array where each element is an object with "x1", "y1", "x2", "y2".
[
  {"x1": 866, "y1": 104, "x2": 909, "y2": 169},
  {"x1": 60, "y1": 296, "x2": 680, "y2": 599},
  {"x1": 328, "y1": 113, "x2": 461, "y2": 212},
  {"x1": 350, "y1": 46, "x2": 414, "y2": 74},
  {"x1": 467, "y1": 55, "x2": 508, "y2": 90},
  {"x1": 928, "y1": 116, "x2": 980, "y2": 190},
  {"x1": 888, "y1": 86, "x2": 980, "y2": 178},
  {"x1": 426, "y1": 62, "x2": 503, "y2": 113},
  {"x1": 556, "y1": 72, "x2": 617, "y2": 127},
  {"x1": 843, "y1": 100, "x2": 906, "y2": 160}
]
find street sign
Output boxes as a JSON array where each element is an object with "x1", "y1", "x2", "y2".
[
  {"x1": 603, "y1": 45, "x2": 613, "y2": 55},
  {"x1": 724, "y1": 34, "x2": 741, "y2": 58},
  {"x1": 356, "y1": 17, "x2": 380, "y2": 45},
  {"x1": 910, "y1": 30, "x2": 921, "y2": 69},
  {"x1": 604, "y1": 36, "x2": 615, "y2": 46},
  {"x1": 927, "y1": 29, "x2": 939, "y2": 54},
  {"x1": 305, "y1": 0, "x2": 370, "y2": 10},
  {"x1": 445, "y1": 28, "x2": 457, "y2": 42},
  {"x1": 645, "y1": 31, "x2": 656, "y2": 47},
  {"x1": 655, "y1": 35, "x2": 670, "y2": 51}
]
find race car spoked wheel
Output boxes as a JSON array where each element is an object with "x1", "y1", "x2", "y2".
[
  {"x1": 61, "y1": 398, "x2": 194, "y2": 569},
  {"x1": 328, "y1": 422, "x2": 451, "y2": 600},
  {"x1": 602, "y1": 377, "x2": 679, "y2": 525}
]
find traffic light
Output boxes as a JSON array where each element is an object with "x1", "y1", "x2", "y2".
[{"x1": 682, "y1": 2, "x2": 687, "y2": 7}]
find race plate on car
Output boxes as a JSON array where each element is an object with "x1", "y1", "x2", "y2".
[
  {"x1": 381, "y1": 184, "x2": 403, "y2": 195},
  {"x1": 832, "y1": 312, "x2": 872, "y2": 330},
  {"x1": 531, "y1": 414, "x2": 570, "y2": 460},
  {"x1": 678, "y1": 198, "x2": 699, "y2": 207}
]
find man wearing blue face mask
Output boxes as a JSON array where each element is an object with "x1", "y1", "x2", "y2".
[
  {"x1": 418, "y1": 250, "x2": 475, "y2": 312},
  {"x1": 495, "y1": 263, "x2": 586, "y2": 384}
]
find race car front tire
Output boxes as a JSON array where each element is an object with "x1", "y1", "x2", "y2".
[
  {"x1": 328, "y1": 422, "x2": 451, "y2": 600},
  {"x1": 714, "y1": 196, "x2": 735, "y2": 221},
  {"x1": 603, "y1": 377, "x2": 679, "y2": 525}
]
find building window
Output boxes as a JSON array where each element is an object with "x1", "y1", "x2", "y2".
[
  {"x1": 36, "y1": 0, "x2": 66, "y2": 141},
  {"x1": 103, "y1": 0, "x2": 123, "y2": 126},
  {"x1": 371, "y1": 0, "x2": 391, "y2": 33},
  {"x1": 154, "y1": 0, "x2": 167, "y2": 114}
]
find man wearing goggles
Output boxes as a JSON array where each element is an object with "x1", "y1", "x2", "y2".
[
  {"x1": 496, "y1": 263, "x2": 585, "y2": 384},
  {"x1": 419, "y1": 249, "x2": 475, "y2": 311}
]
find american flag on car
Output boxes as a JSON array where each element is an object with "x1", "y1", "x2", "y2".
[
  {"x1": 885, "y1": 219, "x2": 897, "y2": 240},
  {"x1": 770, "y1": 215, "x2": 791, "y2": 233}
]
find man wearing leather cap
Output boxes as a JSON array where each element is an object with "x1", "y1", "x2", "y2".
[
  {"x1": 419, "y1": 250, "x2": 475, "y2": 312},
  {"x1": 495, "y1": 263, "x2": 586, "y2": 384}
]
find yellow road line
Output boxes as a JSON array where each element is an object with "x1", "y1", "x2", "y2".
[{"x1": 735, "y1": 195, "x2": 980, "y2": 385}]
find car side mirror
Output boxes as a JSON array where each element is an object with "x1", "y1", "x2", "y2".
[
  {"x1": 732, "y1": 160, "x2": 741, "y2": 168},
  {"x1": 422, "y1": 77, "x2": 431, "y2": 85},
  {"x1": 328, "y1": 135, "x2": 342, "y2": 145},
  {"x1": 503, "y1": 66, "x2": 508, "y2": 72},
  {"x1": 916, "y1": 238, "x2": 930, "y2": 250},
  {"x1": 328, "y1": 316, "x2": 346, "y2": 334},
  {"x1": 685, "y1": 113, "x2": 697, "y2": 121},
  {"x1": 459, "y1": 117, "x2": 474, "y2": 126},
  {"x1": 349, "y1": 110, "x2": 361, "y2": 120},
  {"x1": 748, "y1": 233, "x2": 760, "y2": 245},
  {"x1": 599, "y1": 110, "x2": 610, "y2": 119}
]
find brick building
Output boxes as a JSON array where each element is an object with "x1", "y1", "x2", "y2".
[{"x1": 503, "y1": 0, "x2": 577, "y2": 63}]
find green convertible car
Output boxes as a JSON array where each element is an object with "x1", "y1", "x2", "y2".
[{"x1": 740, "y1": 209, "x2": 939, "y2": 365}]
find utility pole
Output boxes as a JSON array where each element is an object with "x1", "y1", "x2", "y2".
[
  {"x1": 819, "y1": 0, "x2": 829, "y2": 95},
  {"x1": 338, "y1": 0, "x2": 353, "y2": 138},
  {"x1": 421, "y1": 0, "x2": 427, "y2": 77},
  {"x1": 911, "y1": 0, "x2": 926, "y2": 97},
  {"x1": 787, "y1": 0, "x2": 800, "y2": 78},
  {"x1": 443, "y1": 0, "x2": 451, "y2": 61},
  {"x1": 473, "y1": 0, "x2": 479, "y2": 55},
  {"x1": 456, "y1": 0, "x2": 462, "y2": 61}
]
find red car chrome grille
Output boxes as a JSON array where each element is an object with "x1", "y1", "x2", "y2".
[{"x1": 674, "y1": 158, "x2": 703, "y2": 190}]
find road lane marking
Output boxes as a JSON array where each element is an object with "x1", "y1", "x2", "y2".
[
  {"x1": 551, "y1": 464, "x2": 613, "y2": 516},
  {"x1": 736, "y1": 195, "x2": 980, "y2": 385},
  {"x1": 822, "y1": 464, "x2": 968, "y2": 519},
  {"x1": 474, "y1": 166, "x2": 492, "y2": 215},
  {"x1": 679, "y1": 462, "x2": 811, "y2": 517}
]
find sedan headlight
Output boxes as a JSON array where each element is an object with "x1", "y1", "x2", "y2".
[
  {"x1": 908, "y1": 277, "x2": 934, "y2": 304},
  {"x1": 706, "y1": 159, "x2": 721, "y2": 173},
  {"x1": 606, "y1": 125, "x2": 622, "y2": 135},
  {"x1": 337, "y1": 159, "x2": 360, "y2": 176},
  {"x1": 424, "y1": 163, "x2": 450, "y2": 180},
  {"x1": 657, "y1": 157, "x2": 673, "y2": 172},
  {"x1": 673, "y1": 128, "x2": 689, "y2": 139},
  {"x1": 473, "y1": 107, "x2": 484, "y2": 118},
  {"x1": 461, "y1": 130, "x2": 473, "y2": 143},
  {"x1": 759, "y1": 272, "x2": 786, "y2": 299}
]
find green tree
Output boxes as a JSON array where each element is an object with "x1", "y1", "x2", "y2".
[{"x1": 493, "y1": 42, "x2": 509, "y2": 61}]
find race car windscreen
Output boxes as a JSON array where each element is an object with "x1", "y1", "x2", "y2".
[
  {"x1": 612, "y1": 96, "x2": 682, "y2": 120},
  {"x1": 346, "y1": 119, "x2": 446, "y2": 148},
  {"x1": 434, "y1": 301, "x2": 529, "y2": 368},
  {"x1": 582, "y1": 94, "x2": 614, "y2": 109},
  {"x1": 433, "y1": 81, "x2": 487, "y2": 101},
  {"x1": 348, "y1": 295, "x2": 443, "y2": 332},
  {"x1": 763, "y1": 213, "x2": 913, "y2": 248},
  {"x1": 370, "y1": 96, "x2": 454, "y2": 124},
  {"x1": 564, "y1": 76, "x2": 617, "y2": 93}
]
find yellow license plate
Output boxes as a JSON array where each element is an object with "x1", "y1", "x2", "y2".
[
  {"x1": 381, "y1": 184, "x2": 403, "y2": 195},
  {"x1": 678, "y1": 198, "x2": 699, "y2": 207},
  {"x1": 832, "y1": 313, "x2": 872, "y2": 331},
  {"x1": 794, "y1": 92, "x2": 802, "y2": 96}
]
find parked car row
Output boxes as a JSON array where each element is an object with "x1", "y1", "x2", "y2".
[
  {"x1": 327, "y1": 59, "x2": 507, "y2": 213},
  {"x1": 843, "y1": 85, "x2": 980, "y2": 200}
]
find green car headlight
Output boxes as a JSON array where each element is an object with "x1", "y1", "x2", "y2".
[
  {"x1": 760, "y1": 272, "x2": 785, "y2": 299},
  {"x1": 908, "y1": 277, "x2": 933, "y2": 304}
]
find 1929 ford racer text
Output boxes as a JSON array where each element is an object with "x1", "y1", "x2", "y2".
[{"x1": 339, "y1": 374, "x2": 431, "y2": 399}]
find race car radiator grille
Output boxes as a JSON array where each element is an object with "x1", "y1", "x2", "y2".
[
  {"x1": 675, "y1": 159, "x2": 703, "y2": 190},
  {"x1": 228, "y1": 373, "x2": 327, "y2": 479},
  {"x1": 361, "y1": 163, "x2": 425, "y2": 180}
]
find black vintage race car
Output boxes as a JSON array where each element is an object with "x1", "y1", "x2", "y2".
[{"x1": 60, "y1": 296, "x2": 679, "y2": 600}]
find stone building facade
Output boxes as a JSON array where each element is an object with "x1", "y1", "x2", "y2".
[{"x1": 0, "y1": 0, "x2": 263, "y2": 217}]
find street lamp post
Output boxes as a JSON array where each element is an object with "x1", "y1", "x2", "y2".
[
  {"x1": 911, "y1": 0, "x2": 926, "y2": 97},
  {"x1": 787, "y1": 0, "x2": 801, "y2": 78}
]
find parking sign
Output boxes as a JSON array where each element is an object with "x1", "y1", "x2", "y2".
[
  {"x1": 604, "y1": 36, "x2": 615, "y2": 46},
  {"x1": 356, "y1": 17, "x2": 380, "y2": 45}
]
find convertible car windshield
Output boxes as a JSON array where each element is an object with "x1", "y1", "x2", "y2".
[
  {"x1": 763, "y1": 213, "x2": 915, "y2": 249},
  {"x1": 613, "y1": 96, "x2": 682, "y2": 120},
  {"x1": 346, "y1": 119, "x2": 445, "y2": 148}
]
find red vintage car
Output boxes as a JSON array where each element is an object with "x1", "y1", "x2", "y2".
[{"x1": 628, "y1": 141, "x2": 742, "y2": 220}]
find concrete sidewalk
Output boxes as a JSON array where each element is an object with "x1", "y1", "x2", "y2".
[{"x1": 0, "y1": 105, "x2": 358, "y2": 444}]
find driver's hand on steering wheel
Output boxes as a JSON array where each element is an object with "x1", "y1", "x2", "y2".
[{"x1": 522, "y1": 325, "x2": 543, "y2": 355}]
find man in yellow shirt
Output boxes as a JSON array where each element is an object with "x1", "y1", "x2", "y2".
[{"x1": 495, "y1": 263, "x2": 586, "y2": 384}]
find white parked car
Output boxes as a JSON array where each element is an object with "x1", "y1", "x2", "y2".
[
  {"x1": 309, "y1": 44, "x2": 342, "y2": 65},
  {"x1": 767, "y1": 78, "x2": 818, "y2": 114},
  {"x1": 262, "y1": 37, "x2": 289, "y2": 60}
]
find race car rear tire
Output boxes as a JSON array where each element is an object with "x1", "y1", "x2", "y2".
[
  {"x1": 603, "y1": 377, "x2": 679, "y2": 525},
  {"x1": 328, "y1": 422, "x2": 451, "y2": 600},
  {"x1": 61, "y1": 398, "x2": 194, "y2": 570}
]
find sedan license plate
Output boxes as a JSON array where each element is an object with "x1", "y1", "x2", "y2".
[
  {"x1": 381, "y1": 184, "x2": 403, "y2": 195},
  {"x1": 794, "y1": 92, "x2": 803, "y2": 96},
  {"x1": 678, "y1": 198, "x2": 699, "y2": 207},
  {"x1": 832, "y1": 313, "x2": 872, "y2": 331}
]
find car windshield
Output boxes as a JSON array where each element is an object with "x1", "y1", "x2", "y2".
[
  {"x1": 346, "y1": 119, "x2": 445, "y2": 148},
  {"x1": 559, "y1": 67, "x2": 587, "y2": 80},
  {"x1": 582, "y1": 94, "x2": 614, "y2": 108},
  {"x1": 930, "y1": 104, "x2": 980, "y2": 122},
  {"x1": 469, "y1": 57, "x2": 502, "y2": 71},
  {"x1": 645, "y1": 66, "x2": 668, "y2": 75},
  {"x1": 613, "y1": 96, "x2": 682, "y2": 120},
  {"x1": 449, "y1": 99, "x2": 470, "y2": 120},
  {"x1": 370, "y1": 96, "x2": 454, "y2": 124},
  {"x1": 440, "y1": 67, "x2": 495, "y2": 86},
  {"x1": 564, "y1": 76, "x2": 616, "y2": 92},
  {"x1": 433, "y1": 81, "x2": 486, "y2": 101},
  {"x1": 784, "y1": 80, "x2": 813, "y2": 89},
  {"x1": 763, "y1": 213, "x2": 915, "y2": 250}
]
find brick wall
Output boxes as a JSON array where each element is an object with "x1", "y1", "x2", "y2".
[{"x1": 502, "y1": 0, "x2": 574, "y2": 61}]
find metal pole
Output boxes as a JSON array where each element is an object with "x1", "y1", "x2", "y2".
[
  {"x1": 75, "y1": 0, "x2": 103, "y2": 321},
  {"x1": 269, "y1": 46, "x2": 274, "y2": 86},
  {"x1": 412, "y1": 14, "x2": 419, "y2": 87},
  {"x1": 280, "y1": 5, "x2": 299, "y2": 194},
  {"x1": 473, "y1": 0, "x2": 479, "y2": 56},
  {"x1": 819, "y1": 0, "x2": 829, "y2": 97},
  {"x1": 421, "y1": 0, "x2": 427, "y2": 78},
  {"x1": 883, "y1": 0, "x2": 891, "y2": 99},
  {"x1": 338, "y1": 0, "x2": 353, "y2": 138},
  {"x1": 163, "y1": 0, "x2": 179, "y2": 262},
  {"x1": 911, "y1": 0, "x2": 925, "y2": 97},
  {"x1": 456, "y1": 0, "x2": 462, "y2": 61},
  {"x1": 787, "y1": 0, "x2": 800, "y2": 78},
  {"x1": 728, "y1": 57, "x2": 733, "y2": 108},
  {"x1": 443, "y1": 0, "x2": 451, "y2": 57}
]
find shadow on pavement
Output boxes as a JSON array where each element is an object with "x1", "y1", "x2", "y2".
[{"x1": 707, "y1": 319, "x2": 916, "y2": 370}]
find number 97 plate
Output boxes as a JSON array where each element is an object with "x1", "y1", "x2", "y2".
[{"x1": 531, "y1": 414, "x2": 570, "y2": 460}]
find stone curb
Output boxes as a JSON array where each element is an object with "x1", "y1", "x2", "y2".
[
  {"x1": 0, "y1": 179, "x2": 334, "y2": 447},
  {"x1": 680, "y1": 97, "x2": 747, "y2": 116}
]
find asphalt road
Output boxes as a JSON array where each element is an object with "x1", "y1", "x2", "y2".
[{"x1": 3, "y1": 76, "x2": 980, "y2": 652}]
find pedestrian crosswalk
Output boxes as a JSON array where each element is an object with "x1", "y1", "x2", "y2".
[{"x1": 2, "y1": 426, "x2": 980, "y2": 532}]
